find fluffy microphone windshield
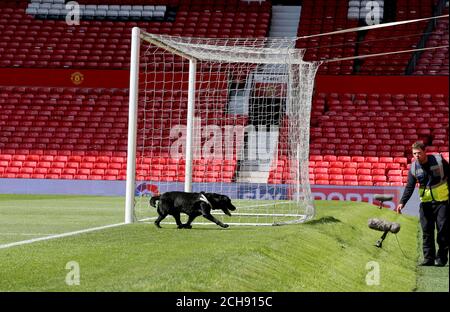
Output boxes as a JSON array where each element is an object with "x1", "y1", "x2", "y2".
[{"x1": 368, "y1": 218, "x2": 401, "y2": 234}]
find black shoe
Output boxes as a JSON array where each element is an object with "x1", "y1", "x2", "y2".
[
  {"x1": 435, "y1": 259, "x2": 447, "y2": 267},
  {"x1": 420, "y1": 259, "x2": 435, "y2": 266}
]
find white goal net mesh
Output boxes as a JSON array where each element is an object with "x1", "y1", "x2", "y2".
[{"x1": 131, "y1": 30, "x2": 320, "y2": 226}]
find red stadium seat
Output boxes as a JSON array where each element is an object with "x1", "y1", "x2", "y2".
[
  {"x1": 314, "y1": 167, "x2": 328, "y2": 174},
  {"x1": 371, "y1": 163, "x2": 386, "y2": 169},
  {"x1": 343, "y1": 168, "x2": 357, "y2": 175},
  {"x1": 329, "y1": 168, "x2": 343, "y2": 174},
  {"x1": 385, "y1": 163, "x2": 401, "y2": 170},
  {"x1": 388, "y1": 169, "x2": 402, "y2": 176},
  {"x1": 323, "y1": 155, "x2": 337, "y2": 162},
  {"x1": 356, "y1": 168, "x2": 371, "y2": 175},
  {"x1": 329, "y1": 174, "x2": 344, "y2": 181},
  {"x1": 371, "y1": 169, "x2": 386, "y2": 175},
  {"x1": 389, "y1": 175, "x2": 403, "y2": 182},
  {"x1": 329, "y1": 161, "x2": 344, "y2": 168},
  {"x1": 310, "y1": 155, "x2": 324, "y2": 161},
  {"x1": 343, "y1": 162, "x2": 358, "y2": 169},
  {"x1": 343, "y1": 174, "x2": 357, "y2": 181},
  {"x1": 379, "y1": 157, "x2": 394, "y2": 163},
  {"x1": 365, "y1": 156, "x2": 379, "y2": 163},
  {"x1": 372, "y1": 175, "x2": 387, "y2": 183},
  {"x1": 315, "y1": 161, "x2": 330, "y2": 168},
  {"x1": 357, "y1": 162, "x2": 372, "y2": 169}
]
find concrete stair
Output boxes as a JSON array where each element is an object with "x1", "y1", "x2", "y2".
[{"x1": 269, "y1": 5, "x2": 301, "y2": 38}]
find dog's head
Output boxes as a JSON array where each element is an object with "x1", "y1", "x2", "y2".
[
  {"x1": 202, "y1": 192, "x2": 236, "y2": 216},
  {"x1": 149, "y1": 195, "x2": 160, "y2": 209}
]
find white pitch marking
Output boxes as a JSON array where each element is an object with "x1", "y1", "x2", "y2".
[
  {"x1": 0, "y1": 222, "x2": 126, "y2": 250},
  {"x1": 0, "y1": 233, "x2": 57, "y2": 236}
]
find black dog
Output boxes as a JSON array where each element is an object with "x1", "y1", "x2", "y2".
[{"x1": 149, "y1": 191, "x2": 236, "y2": 229}]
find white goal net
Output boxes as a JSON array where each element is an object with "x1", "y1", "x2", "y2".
[{"x1": 126, "y1": 28, "x2": 320, "y2": 226}]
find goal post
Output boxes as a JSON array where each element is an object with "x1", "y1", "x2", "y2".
[
  {"x1": 125, "y1": 27, "x2": 320, "y2": 226},
  {"x1": 125, "y1": 26, "x2": 140, "y2": 224}
]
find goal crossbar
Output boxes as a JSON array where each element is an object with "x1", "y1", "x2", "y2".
[{"x1": 141, "y1": 32, "x2": 307, "y2": 64}]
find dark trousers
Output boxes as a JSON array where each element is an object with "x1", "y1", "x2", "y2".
[{"x1": 419, "y1": 201, "x2": 449, "y2": 262}]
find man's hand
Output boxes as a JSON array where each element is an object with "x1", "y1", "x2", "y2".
[{"x1": 396, "y1": 203, "x2": 404, "y2": 214}]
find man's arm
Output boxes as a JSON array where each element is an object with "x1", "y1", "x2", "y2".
[
  {"x1": 396, "y1": 170, "x2": 416, "y2": 213},
  {"x1": 442, "y1": 157, "x2": 450, "y2": 195},
  {"x1": 400, "y1": 170, "x2": 416, "y2": 205},
  {"x1": 442, "y1": 157, "x2": 450, "y2": 178}
]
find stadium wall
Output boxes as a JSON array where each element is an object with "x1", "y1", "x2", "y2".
[
  {"x1": 0, "y1": 68, "x2": 128, "y2": 88},
  {"x1": 0, "y1": 69, "x2": 448, "y2": 95},
  {"x1": 315, "y1": 75, "x2": 449, "y2": 95}
]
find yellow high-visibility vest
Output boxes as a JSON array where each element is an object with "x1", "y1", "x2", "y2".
[{"x1": 411, "y1": 154, "x2": 449, "y2": 202}]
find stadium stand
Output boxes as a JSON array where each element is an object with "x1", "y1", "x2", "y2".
[
  {"x1": 295, "y1": 0, "x2": 447, "y2": 75},
  {"x1": 413, "y1": 8, "x2": 449, "y2": 75},
  {"x1": 1, "y1": 83, "x2": 447, "y2": 186},
  {"x1": 309, "y1": 92, "x2": 449, "y2": 156},
  {"x1": 357, "y1": 0, "x2": 435, "y2": 74},
  {"x1": 268, "y1": 90, "x2": 449, "y2": 185},
  {"x1": 0, "y1": 0, "x2": 448, "y2": 188},
  {"x1": 0, "y1": 85, "x2": 244, "y2": 182},
  {"x1": 297, "y1": 0, "x2": 359, "y2": 75},
  {"x1": 0, "y1": 0, "x2": 271, "y2": 69}
]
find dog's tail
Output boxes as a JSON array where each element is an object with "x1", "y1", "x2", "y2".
[{"x1": 149, "y1": 195, "x2": 161, "y2": 208}]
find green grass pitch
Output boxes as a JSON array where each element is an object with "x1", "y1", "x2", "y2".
[{"x1": 0, "y1": 194, "x2": 447, "y2": 291}]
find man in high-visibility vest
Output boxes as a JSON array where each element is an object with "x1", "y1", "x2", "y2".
[{"x1": 396, "y1": 142, "x2": 449, "y2": 267}]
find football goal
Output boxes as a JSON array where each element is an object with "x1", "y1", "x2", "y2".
[{"x1": 125, "y1": 27, "x2": 319, "y2": 226}]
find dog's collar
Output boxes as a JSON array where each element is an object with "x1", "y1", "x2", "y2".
[{"x1": 199, "y1": 194, "x2": 212, "y2": 208}]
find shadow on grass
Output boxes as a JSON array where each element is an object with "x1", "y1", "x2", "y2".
[{"x1": 305, "y1": 216, "x2": 342, "y2": 225}]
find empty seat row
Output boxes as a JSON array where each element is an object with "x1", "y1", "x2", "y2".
[
  {"x1": 26, "y1": 8, "x2": 166, "y2": 20},
  {"x1": 0, "y1": 154, "x2": 238, "y2": 182},
  {"x1": 413, "y1": 18, "x2": 449, "y2": 75},
  {"x1": 29, "y1": 3, "x2": 166, "y2": 11},
  {"x1": 1, "y1": 1, "x2": 270, "y2": 70}
]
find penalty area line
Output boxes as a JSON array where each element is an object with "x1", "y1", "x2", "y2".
[{"x1": 0, "y1": 222, "x2": 127, "y2": 250}]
